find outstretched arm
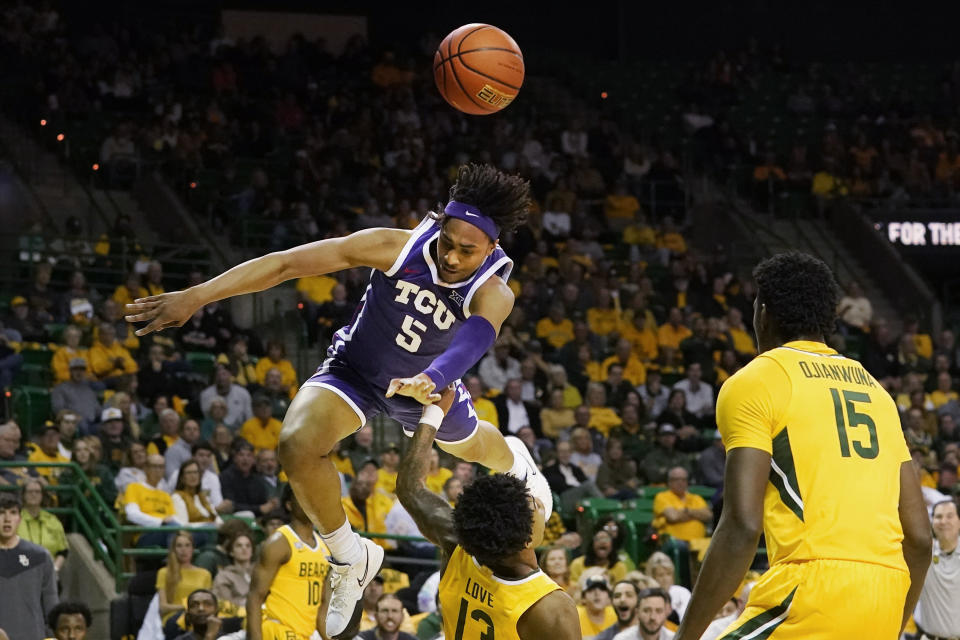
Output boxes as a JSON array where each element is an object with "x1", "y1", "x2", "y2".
[
  {"x1": 674, "y1": 447, "x2": 769, "y2": 640},
  {"x1": 396, "y1": 389, "x2": 459, "y2": 558},
  {"x1": 126, "y1": 228, "x2": 409, "y2": 335}
]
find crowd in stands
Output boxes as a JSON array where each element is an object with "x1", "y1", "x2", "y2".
[{"x1": 0, "y1": 3, "x2": 959, "y2": 640}]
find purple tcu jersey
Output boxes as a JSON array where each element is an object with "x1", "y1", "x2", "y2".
[{"x1": 324, "y1": 216, "x2": 512, "y2": 391}]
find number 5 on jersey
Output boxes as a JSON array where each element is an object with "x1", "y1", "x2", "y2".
[
  {"x1": 829, "y1": 388, "x2": 879, "y2": 459},
  {"x1": 396, "y1": 314, "x2": 427, "y2": 353}
]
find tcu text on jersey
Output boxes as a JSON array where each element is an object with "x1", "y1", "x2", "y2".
[{"x1": 393, "y1": 280, "x2": 456, "y2": 352}]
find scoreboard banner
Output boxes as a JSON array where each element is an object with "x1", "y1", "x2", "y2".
[
  {"x1": 883, "y1": 220, "x2": 960, "y2": 247},
  {"x1": 869, "y1": 208, "x2": 960, "y2": 280}
]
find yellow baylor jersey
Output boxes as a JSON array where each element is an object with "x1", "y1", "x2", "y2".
[
  {"x1": 439, "y1": 546, "x2": 560, "y2": 640},
  {"x1": 262, "y1": 525, "x2": 330, "y2": 639},
  {"x1": 717, "y1": 340, "x2": 910, "y2": 571}
]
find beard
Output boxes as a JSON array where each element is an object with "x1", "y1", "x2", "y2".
[
  {"x1": 639, "y1": 621, "x2": 662, "y2": 636},
  {"x1": 616, "y1": 608, "x2": 635, "y2": 624}
]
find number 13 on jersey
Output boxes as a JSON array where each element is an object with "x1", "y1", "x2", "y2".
[{"x1": 454, "y1": 597, "x2": 495, "y2": 640}]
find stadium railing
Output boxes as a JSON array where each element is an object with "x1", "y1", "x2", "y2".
[
  {"x1": 0, "y1": 461, "x2": 441, "y2": 592},
  {"x1": 0, "y1": 461, "x2": 123, "y2": 583}
]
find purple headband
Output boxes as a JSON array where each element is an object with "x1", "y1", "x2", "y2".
[{"x1": 443, "y1": 200, "x2": 500, "y2": 240}]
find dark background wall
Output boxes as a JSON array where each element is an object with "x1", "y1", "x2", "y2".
[{"x1": 65, "y1": 1, "x2": 960, "y2": 63}]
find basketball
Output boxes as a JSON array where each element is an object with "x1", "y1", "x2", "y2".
[{"x1": 434, "y1": 23, "x2": 524, "y2": 115}]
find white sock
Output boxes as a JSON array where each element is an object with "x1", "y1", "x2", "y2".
[{"x1": 320, "y1": 518, "x2": 364, "y2": 566}]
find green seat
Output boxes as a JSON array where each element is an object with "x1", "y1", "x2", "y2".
[
  {"x1": 688, "y1": 485, "x2": 717, "y2": 500},
  {"x1": 13, "y1": 363, "x2": 51, "y2": 387},
  {"x1": 636, "y1": 486, "x2": 667, "y2": 500},
  {"x1": 615, "y1": 509, "x2": 656, "y2": 565},
  {"x1": 577, "y1": 497, "x2": 626, "y2": 539},
  {"x1": 186, "y1": 352, "x2": 217, "y2": 378},
  {"x1": 12, "y1": 386, "x2": 52, "y2": 436},
  {"x1": 44, "y1": 324, "x2": 67, "y2": 343},
  {"x1": 623, "y1": 498, "x2": 655, "y2": 512},
  {"x1": 21, "y1": 348, "x2": 52, "y2": 367}
]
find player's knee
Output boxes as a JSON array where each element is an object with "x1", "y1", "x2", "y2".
[{"x1": 278, "y1": 419, "x2": 335, "y2": 470}]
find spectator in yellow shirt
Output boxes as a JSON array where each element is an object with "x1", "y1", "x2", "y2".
[
  {"x1": 424, "y1": 448, "x2": 453, "y2": 495},
  {"x1": 811, "y1": 157, "x2": 848, "y2": 195},
  {"x1": 725, "y1": 307, "x2": 757, "y2": 358},
  {"x1": 464, "y1": 375, "x2": 498, "y2": 428},
  {"x1": 253, "y1": 341, "x2": 298, "y2": 389},
  {"x1": 17, "y1": 479, "x2": 68, "y2": 571},
  {"x1": 603, "y1": 182, "x2": 641, "y2": 231},
  {"x1": 88, "y1": 323, "x2": 138, "y2": 385},
  {"x1": 156, "y1": 531, "x2": 212, "y2": 624},
  {"x1": 238, "y1": 396, "x2": 283, "y2": 453},
  {"x1": 586, "y1": 383, "x2": 622, "y2": 437},
  {"x1": 622, "y1": 211, "x2": 657, "y2": 250},
  {"x1": 657, "y1": 307, "x2": 692, "y2": 367},
  {"x1": 376, "y1": 443, "x2": 401, "y2": 498},
  {"x1": 547, "y1": 365, "x2": 583, "y2": 409},
  {"x1": 27, "y1": 426, "x2": 69, "y2": 484},
  {"x1": 904, "y1": 316, "x2": 934, "y2": 360},
  {"x1": 930, "y1": 371, "x2": 958, "y2": 408},
  {"x1": 652, "y1": 466, "x2": 712, "y2": 541},
  {"x1": 96, "y1": 299, "x2": 140, "y2": 353},
  {"x1": 121, "y1": 454, "x2": 182, "y2": 547},
  {"x1": 342, "y1": 459, "x2": 394, "y2": 549},
  {"x1": 536, "y1": 303, "x2": 575, "y2": 352},
  {"x1": 656, "y1": 217, "x2": 687, "y2": 256},
  {"x1": 51, "y1": 325, "x2": 89, "y2": 384},
  {"x1": 600, "y1": 339, "x2": 647, "y2": 386},
  {"x1": 296, "y1": 274, "x2": 337, "y2": 305},
  {"x1": 540, "y1": 388, "x2": 577, "y2": 439},
  {"x1": 111, "y1": 272, "x2": 148, "y2": 308},
  {"x1": 145, "y1": 261, "x2": 164, "y2": 296},
  {"x1": 620, "y1": 313, "x2": 659, "y2": 364},
  {"x1": 576, "y1": 576, "x2": 618, "y2": 639},
  {"x1": 587, "y1": 288, "x2": 620, "y2": 337}
]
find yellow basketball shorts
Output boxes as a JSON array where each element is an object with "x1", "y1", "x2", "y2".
[
  {"x1": 718, "y1": 559, "x2": 910, "y2": 639},
  {"x1": 261, "y1": 618, "x2": 311, "y2": 640}
]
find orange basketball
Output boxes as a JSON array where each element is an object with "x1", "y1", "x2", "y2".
[{"x1": 434, "y1": 23, "x2": 524, "y2": 115}]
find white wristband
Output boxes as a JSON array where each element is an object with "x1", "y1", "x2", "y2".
[{"x1": 420, "y1": 404, "x2": 445, "y2": 430}]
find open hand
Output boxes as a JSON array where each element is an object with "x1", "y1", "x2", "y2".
[
  {"x1": 385, "y1": 372, "x2": 440, "y2": 404},
  {"x1": 124, "y1": 290, "x2": 199, "y2": 336}
]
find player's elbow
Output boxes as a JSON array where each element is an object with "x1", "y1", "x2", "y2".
[
  {"x1": 273, "y1": 250, "x2": 303, "y2": 284},
  {"x1": 395, "y1": 472, "x2": 418, "y2": 505},
  {"x1": 724, "y1": 508, "x2": 763, "y2": 541}
]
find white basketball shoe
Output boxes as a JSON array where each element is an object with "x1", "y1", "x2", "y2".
[
  {"x1": 325, "y1": 536, "x2": 384, "y2": 637},
  {"x1": 504, "y1": 435, "x2": 553, "y2": 517}
]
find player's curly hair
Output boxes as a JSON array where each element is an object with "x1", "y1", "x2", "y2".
[
  {"x1": 443, "y1": 163, "x2": 531, "y2": 234},
  {"x1": 453, "y1": 474, "x2": 533, "y2": 565},
  {"x1": 47, "y1": 601, "x2": 92, "y2": 630},
  {"x1": 753, "y1": 252, "x2": 840, "y2": 341}
]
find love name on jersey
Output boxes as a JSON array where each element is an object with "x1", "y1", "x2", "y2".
[
  {"x1": 393, "y1": 280, "x2": 459, "y2": 352},
  {"x1": 464, "y1": 577, "x2": 494, "y2": 607}
]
